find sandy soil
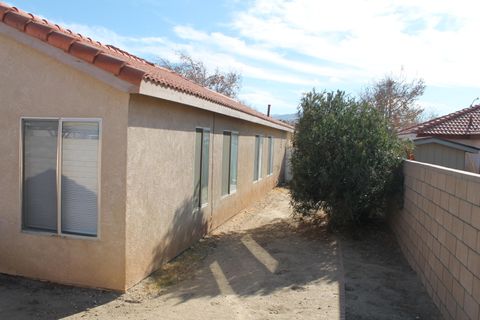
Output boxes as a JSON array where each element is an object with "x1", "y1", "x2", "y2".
[
  {"x1": 340, "y1": 222, "x2": 441, "y2": 320},
  {"x1": 0, "y1": 188, "x2": 342, "y2": 320},
  {"x1": 0, "y1": 187, "x2": 440, "y2": 319}
]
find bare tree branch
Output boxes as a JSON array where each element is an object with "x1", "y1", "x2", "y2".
[
  {"x1": 361, "y1": 75, "x2": 426, "y2": 130},
  {"x1": 158, "y1": 52, "x2": 242, "y2": 99}
]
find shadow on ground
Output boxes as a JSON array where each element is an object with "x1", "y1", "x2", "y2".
[
  {"x1": 153, "y1": 219, "x2": 339, "y2": 302},
  {"x1": 0, "y1": 274, "x2": 119, "y2": 320},
  {"x1": 340, "y1": 221, "x2": 441, "y2": 320},
  {"x1": 0, "y1": 187, "x2": 443, "y2": 320},
  {"x1": 0, "y1": 214, "x2": 342, "y2": 319}
]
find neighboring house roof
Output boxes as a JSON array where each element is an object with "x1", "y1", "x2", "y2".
[
  {"x1": 399, "y1": 104, "x2": 480, "y2": 137},
  {"x1": 413, "y1": 137, "x2": 480, "y2": 153},
  {"x1": 0, "y1": 3, "x2": 293, "y2": 131}
]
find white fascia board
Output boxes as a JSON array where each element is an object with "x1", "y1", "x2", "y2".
[
  {"x1": 0, "y1": 23, "x2": 139, "y2": 94},
  {"x1": 139, "y1": 80, "x2": 293, "y2": 133}
]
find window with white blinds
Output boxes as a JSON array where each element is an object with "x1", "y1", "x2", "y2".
[
  {"x1": 22, "y1": 120, "x2": 58, "y2": 232},
  {"x1": 22, "y1": 118, "x2": 100, "y2": 237},
  {"x1": 61, "y1": 122, "x2": 99, "y2": 236}
]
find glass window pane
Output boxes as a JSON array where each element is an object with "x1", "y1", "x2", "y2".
[
  {"x1": 254, "y1": 136, "x2": 259, "y2": 181},
  {"x1": 268, "y1": 137, "x2": 274, "y2": 175},
  {"x1": 200, "y1": 129, "x2": 210, "y2": 206},
  {"x1": 61, "y1": 121, "x2": 99, "y2": 236},
  {"x1": 22, "y1": 120, "x2": 58, "y2": 232},
  {"x1": 258, "y1": 136, "x2": 263, "y2": 178},
  {"x1": 193, "y1": 129, "x2": 202, "y2": 208},
  {"x1": 230, "y1": 133, "x2": 238, "y2": 192},
  {"x1": 221, "y1": 132, "x2": 231, "y2": 195}
]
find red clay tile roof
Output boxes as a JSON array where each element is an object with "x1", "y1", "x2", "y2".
[
  {"x1": 0, "y1": 3, "x2": 293, "y2": 130},
  {"x1": 399, "y1": 104, "x2": 480, "y2": 136}
]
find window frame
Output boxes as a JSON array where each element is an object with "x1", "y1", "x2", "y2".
[
  {"x1": 221, "y1": 130, "x2": 239, "y2": 198},
  {"x1": 253, "y1": 134, "x2": 264, "y2": 182},
  {"x1": 19, "y1": 117, "x2": 102, "y2": 240},
  {"x1": 193, "y1": 126, "x2": 210, "y2": 210},
  {"x1": 267, "y1": 136, "x2": 274, "y2": 176}
]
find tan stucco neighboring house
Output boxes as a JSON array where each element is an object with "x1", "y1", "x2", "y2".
[
  {"x1": 0, "y1": 4, "x2": 294, "y2": 291},
  {"x1": 399, "y1": 105, "x2": 480, "y2": 173}
]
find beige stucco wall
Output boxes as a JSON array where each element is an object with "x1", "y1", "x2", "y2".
[
  {"x1": 125, "y1": 94, "x2": 289, "y2": 288},
  {"x1": 446, "y1": 138, "x2": 480, "y2": 173},
  {"x1": 209, "y1": 114, "x2": 288, "y2": 230},
  {"x1": 391, "y1": 160, "x2": 480, "y2": 320},
  {"x1": 0, "y1": 33, "x2": 130, "y2": 290},
  {"x1": 414, "y1": 143, "x2": 466, "y2": 170}
]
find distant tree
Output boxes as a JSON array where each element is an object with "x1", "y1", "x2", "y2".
[
  {"x1": 290, "y1": 90, "x2": 404, "y2": 227},
  {"x1": 159, "y1": 52, "x2": 241, "y2": 99},
  {"x1": 361, "y1": 75, "x2": 426, "y2": 131},
  {"x1": 416, "y1": 110, "x2": 439, "y2": 123}
]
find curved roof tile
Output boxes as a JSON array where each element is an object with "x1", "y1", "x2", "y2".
[
  {"x1": 0, "y1": 3, "x2": 293, "y2": 130},
  {"x1": 399, "y1": 104, "x2": 480, "y2": 136}
]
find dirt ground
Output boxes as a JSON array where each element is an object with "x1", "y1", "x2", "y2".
[
  {"x1": 0, "y1": 188, "x2": 440, "y2": 319},
  {"x1": 340, "y1": 222, "x2": 441, "y2": 320}
]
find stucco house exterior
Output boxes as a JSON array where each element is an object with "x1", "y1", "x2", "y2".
[
  {"x1": 399, "y1": 105, "x2": 480, "y2": 173},
  {"x1": 0, "y1": 4, "x2": 293, "y2": 291}
]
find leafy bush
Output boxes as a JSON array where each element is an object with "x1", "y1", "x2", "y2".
[{"x1": 290, "y1": 90, "x2": 404, "y2": 227}]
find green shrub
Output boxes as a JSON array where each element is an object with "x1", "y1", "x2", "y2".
[{"x1": 290, "y1": 90, "x2": 404, "y2": 227}]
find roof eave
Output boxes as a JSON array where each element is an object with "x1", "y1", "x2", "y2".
[
  {"x1": 414, "y1": 137, "x2": 480, "y2": 153},
  {"x1": 138, "y1": 79, "x2": 294, "y2": 132},
  {"x1": 0, "y1": 22, "x2": 140, "y2": 94}
]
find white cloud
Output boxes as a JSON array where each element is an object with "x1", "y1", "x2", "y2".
[
  {"x1": 53, "y1": 1, "x2": 480, "y2": 114},
  {"x1": 173, "y1": 27, "x2": 363, "y2": 81},
  {"x1": 173, "y1": 25, "x2": 209, "y2": 41},
  {"x1": 58, "y1": 22, "x2": 319, "y2": 86},
  {"x1": 230, "y1": 0, "x2": 480, "y2": 88},
  {"x1": 239, "y1": 87, "x2": 294, "y2": 114}
]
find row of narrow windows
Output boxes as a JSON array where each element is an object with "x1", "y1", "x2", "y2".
[
  {"x1": 21, "y1": 119, "x2": 275, "y2": 237},
  {"x1": 194, "y1": 129, "x2": 274, "y2": 209}
]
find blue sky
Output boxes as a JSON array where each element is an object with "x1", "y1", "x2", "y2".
[{"x1": 8, "y1": 0, "x2": 480, "y2": 116}]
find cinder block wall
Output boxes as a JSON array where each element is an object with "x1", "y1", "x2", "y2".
[{"x1": 391, "y1": 160, "x2": 480, "y2": 320}]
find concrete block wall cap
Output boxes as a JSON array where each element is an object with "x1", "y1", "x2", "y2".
[
  {"x1": 25, "y1": 21, "x2": 52, "y2": 41},
  {"x1": 118, "y1": 65, "x2": 146, "y2": 85},
  {"x1": 94, "y1": 53, "x2": 127, "y2": 75},
  {"x1": 47, "y1": 31, "x2": 76, "y2": 51},
  {"x1": 69, "y1": 42, "x2": 101, "y2": 63}
]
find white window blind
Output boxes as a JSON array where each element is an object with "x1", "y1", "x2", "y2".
[
  {"x1": 61, "y1": 122, "x2": 99, "y2": 236},
  {"x1": 22, "y1": 119, "x2": 100, "y2": 237},
  {"x1": 22, "y1": 120, "x2": 58, "y2": 232}
]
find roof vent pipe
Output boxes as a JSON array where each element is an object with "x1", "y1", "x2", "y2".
[{"x1": 267, "y1": 104, "x2": 271, "y2": 117}]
